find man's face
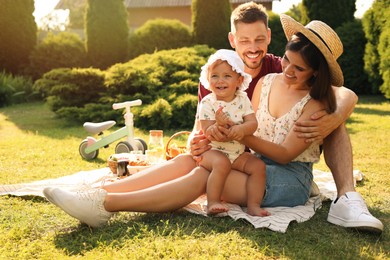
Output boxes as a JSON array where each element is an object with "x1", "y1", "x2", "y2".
[{"x1": 229, "y1": 21, "x2": 271, "y2": 74}]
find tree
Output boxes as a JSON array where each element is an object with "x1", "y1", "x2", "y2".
[
  {"x1": 85, "y1": 0, "x2": 129, "y2": 69},
  {"x1": 362, "y1": 0, "x2": 389, "y2": 95},
  {"x1": 0, "y1": 0, "x2": 37, "y2": 74},
  {"x1": 192, "y1": 0, "x2": 231, "y2": 49},
  {"x1": 302, "y1": 0, "x2": 355, "y2": 29}
]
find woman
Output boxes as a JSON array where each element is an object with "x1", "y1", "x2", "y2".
[{"x1": 42, "y1": 15, "x2": 357, "y2": 228}]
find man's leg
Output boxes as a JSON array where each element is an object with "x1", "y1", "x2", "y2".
[
  {"x1": 323, "y1": 124, "x2": 355, "y2": 197},
  {"x1": 323, "y1": 124, "x2": 383, "y2": 232}
]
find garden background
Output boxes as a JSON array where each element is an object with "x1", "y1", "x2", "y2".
[{"x1": 0, "y1": 0, "x2": 389, "y2": 259}]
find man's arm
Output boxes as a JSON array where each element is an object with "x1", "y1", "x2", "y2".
[{"x1": 294, "y1": 86, "x2": 358, "y2": 143}]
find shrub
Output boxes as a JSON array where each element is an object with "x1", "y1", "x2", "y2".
[
  {"x1": 171, "y1": 94, "x2": 198, "y2": 129},
  {"x1": 192, "y1": 0, "x2": 231, "y2": 49},
  {"x1": 85, "y1": 0, "x2": 129, "y2": 69},
  {"x1": 33, "y1": 68, "x2": 106, "y2": 111},
  {"x1": 28, "y1": 32, "x2": 87, "y2": 80},
  {"x1": 268, "y1": 12, "x2": 286, "y2": 58},
  {"x1": 39, "y1": 45, "x2": 214, "y2": 130},
  {"x1": 378, "y1": 17, "x2": 390, "y2": 98},
  {"x1": 336, "y1": 20, "x2": 369, "y2": 94},
  {"x1": 139, "y1": 98, "x2": 173, "y2": 130},
  {"x1": 0, "y1": 71, "x2": 34, "y2": 107},
  {"x1": 128, "y1": 19, "x2": 193, "y2": 59},
  {"x1": 0, "y1": 0, "x2": 37, "y2": 74}
]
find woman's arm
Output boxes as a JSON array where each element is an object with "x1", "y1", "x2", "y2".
[
  {"x1": 294, "y1": 86, "x2": 358, "y2": 143},
  {"x1": 242, "y1": 99, "x2": 324, "y2": 164}
]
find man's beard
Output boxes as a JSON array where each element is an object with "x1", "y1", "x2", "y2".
[{"x1": 243, "y1": 51, "x2": 264, "y2": 70}]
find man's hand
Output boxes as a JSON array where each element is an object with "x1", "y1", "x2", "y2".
[
  {"x1": 189, "y1": 130, "x2": 211, "y2": 158},
  {"x1": 294, "y1": 109, "x2": 342, "y2": 143}
]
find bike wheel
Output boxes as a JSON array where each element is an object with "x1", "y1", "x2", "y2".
[
  {"x1": 115, "y1": 141, "x2": 133, "y2": 154},
  {"x1": 79, "y1": 139, "x2": 99, "y2": 160},
  {"x1": 134, "y1": 138, "x2": 148, "y2": 153}
]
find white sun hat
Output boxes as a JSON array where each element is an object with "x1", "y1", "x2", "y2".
[{"x1": 199, "y1": 49, "x2": 252, "y2": 91}]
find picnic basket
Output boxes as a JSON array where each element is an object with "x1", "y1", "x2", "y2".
[{"x1": 165, "y1": 131, "x2": 191, "y2": 160}]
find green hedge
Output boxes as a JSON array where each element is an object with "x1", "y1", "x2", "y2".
[
  {"x1": 28, "y1": 32, "x2": 87, "y2": 80},
  {"x1": 128, "y1": 19, "x2": 193, "y2": 60},
  {"x1": 34, "y1": 45, "x2": 214, "y2": 130}
]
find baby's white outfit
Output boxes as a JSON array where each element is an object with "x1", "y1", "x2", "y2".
[{"x1": 199, "y1": 91, "x2": 254, "y2": 162}]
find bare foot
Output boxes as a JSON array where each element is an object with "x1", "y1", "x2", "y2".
[
  {"x1": 207, "y1": 202, "x2": 229, "y2": 215},
  {"x1": 247, "y1": 206, "x2": 270, "y2": 217}
]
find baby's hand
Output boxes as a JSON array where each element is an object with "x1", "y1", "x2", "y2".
[
  {"x1": 228, "y1": 125, "x2": 245, "y2": 140},
  {"x1": 215, "y1": 107, "x2": 234, "y2": 128}
]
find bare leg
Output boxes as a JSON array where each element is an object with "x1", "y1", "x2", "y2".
[
  {"x1": 103, "y1": 154, "x2": 197, "y2": 193},
  {"x1": 104, "y1": 166, "x2": 210, "y2": 212},
  {"x1": 199, "y1": 150, "x2": 230, "y2": 214},
  {"x1": 323, "y1": 124, "x2": 355, "y2": 197},
  {"x1": 232, "y1": 153, "x2": 269, "y2": 216}
]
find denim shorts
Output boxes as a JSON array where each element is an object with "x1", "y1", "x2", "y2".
[{"x1": 257, "y1": 155, "x2": 313, "y2": 207}]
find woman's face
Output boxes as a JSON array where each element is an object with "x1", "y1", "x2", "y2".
[
  {"x1": 281, "y1": 50, "x2": 316, "y2": 87},
  {"x1": 208, "y1": 61, "x2": 243, "y2": 102}
]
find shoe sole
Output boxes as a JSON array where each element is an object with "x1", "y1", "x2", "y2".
[{"x1": 327, "y1": 214, "x2": 383, "y2": 233}]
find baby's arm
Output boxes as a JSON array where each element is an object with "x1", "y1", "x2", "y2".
[
  {"x1": 228, "y1": 113, "x2": 257, "y2": 141},
  {"x1": 215, "y1": 106, "x2": 234, "y2": 128}
]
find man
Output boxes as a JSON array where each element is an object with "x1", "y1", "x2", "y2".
[{"x1": 191, "y1": 1, "x2": 383, "y2": 232}]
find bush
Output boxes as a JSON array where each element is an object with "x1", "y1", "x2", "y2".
[
  {"x1": 139, "y1": 98, "x2": 173, "y2": 130},
  {"x1": 85, "y1": 0, "x2": 129, "y2": 69},
  {"x1": 336, "y1": 20, "x2": 370, "y2": 94},
  {"x1": 0, "y1": 71, "x2": 34, "y2": 107},
  {"x1": 128, "y1": 19, "x2": 193, "y2": 59},
  {"x1": 0, "y1": 0, "x2": 37, "y2": 74},
  {"x1": 192, "y1": 0, "x2": 231, "y2": 49},
  {"x1": 171, "y1": 94, "x2": 198, "y2": 129},
  {"x1": 28, "y1": 32, "x2": 87, "y2": 80},
  {"x1": 378, "y1": 9, "x2": 390, "y2": 98},
  {"x1": 33, "y1": 68, "x2": 106, "y2": 111},
  {"x1": 268, "y1": 12, "x2": 286, "y2": 57}
]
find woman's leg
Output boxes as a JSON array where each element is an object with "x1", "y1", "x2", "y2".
[
  {"x1": 104, "y1": 166, "x2": 210, "y2": 212},
  {"x1": 103, "y1": 154, "x2": 197, "y2": 193}
]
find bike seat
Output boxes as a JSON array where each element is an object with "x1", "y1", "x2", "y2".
[{"x1": 83, "y1": 120, "x2": 116, "y2": 135}]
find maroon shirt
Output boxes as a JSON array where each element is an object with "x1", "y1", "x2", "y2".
[{"x1": 198, "y1": 53, "x2": 282, "y2": 102}]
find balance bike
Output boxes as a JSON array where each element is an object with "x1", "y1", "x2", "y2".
[{"x1": 78, "y1": 99, "x2": 147, "y2": 160}]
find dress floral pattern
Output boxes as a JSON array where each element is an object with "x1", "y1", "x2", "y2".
[{"x1": 254, "y1": 73, "x2": 320, "y2": 163}]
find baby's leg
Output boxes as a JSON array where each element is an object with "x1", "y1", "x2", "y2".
[
  {"x1": 199, "y1": 150, "x2": 231, "y2": 214},
  {"x1": 232, "y1": 153, "x2": 270, "y2": 217}
]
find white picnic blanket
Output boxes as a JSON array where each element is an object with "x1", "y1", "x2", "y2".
[{"x1": 0, "y1": 168, "x2": 363, "y2": 233}]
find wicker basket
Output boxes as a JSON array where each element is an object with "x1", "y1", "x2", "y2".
[
  {"x1": 107, "y1": 155, "x2": 119, "y2": 174},
  {"x1": 165, "y1": 131, "x2": 191, "y2": 160}
]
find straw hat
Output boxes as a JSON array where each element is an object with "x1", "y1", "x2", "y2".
[
  {"x1": 200, "y1": 49, "x2": 252, "y2": 91},
  {"x1": 280, "y1": 14, "x2": 344, "y2": 87}
]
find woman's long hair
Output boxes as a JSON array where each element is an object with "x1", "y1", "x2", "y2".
[{"x1": 286, "y1": 33, "x2": 336, "y2": 113}]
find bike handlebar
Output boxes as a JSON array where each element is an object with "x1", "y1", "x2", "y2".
[{"x1": 112, "y1": 99, "x2": 142, "y2": 110}]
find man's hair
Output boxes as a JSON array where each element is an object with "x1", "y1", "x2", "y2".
[{"x1": 230, "y1": 1, "x2": 269, "y2": 33}]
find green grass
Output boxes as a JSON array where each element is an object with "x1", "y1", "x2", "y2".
[{"x1": 0, "y1": 97, "x2": 389, "y2": 259}]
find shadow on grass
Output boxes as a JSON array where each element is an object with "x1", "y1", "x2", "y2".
[
  {"x1": 50, "y1": 205, "x2": 387, "y2": 258},
  {"x1": 1, "y1": 102, "x2": 85, "y2": 140}
]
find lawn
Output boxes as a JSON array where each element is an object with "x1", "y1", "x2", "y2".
[{"x1": 0, "y1": 96, "x2": 389, "y2": 259}]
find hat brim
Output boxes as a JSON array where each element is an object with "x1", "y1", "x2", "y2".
[{"x1": 280, "y1": 14, "x2": 344, "y2": 87}]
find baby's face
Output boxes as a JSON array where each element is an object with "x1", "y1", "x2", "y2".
[{"x1": 208, "y1": 61, "x2": 243, "y2": 102}]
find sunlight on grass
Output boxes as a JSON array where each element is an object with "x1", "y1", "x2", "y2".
[{"x1": 0, "y1": 98, "x2": 389, "y2": 259}]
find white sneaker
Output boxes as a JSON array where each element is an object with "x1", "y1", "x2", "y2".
[
  {"x1": 43, "y1": 187, "x2": 113, "y2": 228},
  {"x1": 327, "y1": 192, "x2": 383, "y2": 233}
]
